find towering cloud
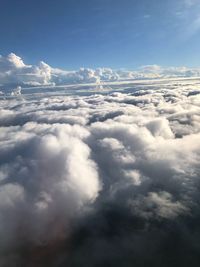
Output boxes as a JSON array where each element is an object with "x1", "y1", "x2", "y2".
[{"x1": 1, "y1": 53, "x2": 200, "y2": 91}]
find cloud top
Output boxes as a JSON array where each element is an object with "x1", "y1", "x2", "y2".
[
  {"x1": 1, "y1": 53, "x2": 200, "y2": 90},
  {"x1": 0, "y1": 78, "x2": 200, "y2": 265}
]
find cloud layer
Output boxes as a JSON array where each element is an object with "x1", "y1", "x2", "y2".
[
  {"x1": 0, "y1": 79, "x2": 200, "y2": 266},
  {"x1": 1, "y1": 53, "x2": 200, "y2": 91}
]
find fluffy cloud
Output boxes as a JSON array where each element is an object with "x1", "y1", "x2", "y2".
[
  {"x1": 0, "y1": 53, "x2": 53, "y2": 87},
  {"x1": 0, "y1": 79, "x2": 200, "y2": 266},
  {"x1": 0, "y1": 53, "x2": 120, "y2": 90},
  {"x1": 1, "y1": 53, "x2": 200, "y2": 92},
  {"x1": 0, "y1": 122, "x2": 100, "y2": 260}
]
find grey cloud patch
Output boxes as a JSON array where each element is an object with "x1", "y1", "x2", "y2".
[{"x1": 0, "y1": 79, "x2": 200, "y2": 266}]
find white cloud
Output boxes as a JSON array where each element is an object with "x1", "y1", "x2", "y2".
[
  {"x1": 0, "y1": 53, "x2": 54, "y2": 87},
  {"x1": 1, "y1": 53, "x2": 200, "y2": 92},
  {"x1": 0, "y1": 76, "x2": 200, "y2": 265}
]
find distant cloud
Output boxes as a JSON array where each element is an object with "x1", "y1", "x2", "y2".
[
  {"x1": 184, "y1": 0, "x2": 199, "y2": 7},
  {"x1": 0, "y1": 53, "x2": 54, "y2": 87},
  {"x1": 143, "y1": 14, "x2": 151, "y2": 19},
  {"x1": 1, "y1": 53, "x2": 200, "y2": 91},
  {"x1": 186, "y1": 15, "x2": 200, "y2": 37},
  {"x1": 175, "y1": 0, "x2": 200, "y2": 40}
]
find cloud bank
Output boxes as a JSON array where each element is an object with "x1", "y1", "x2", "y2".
[
  {"x1": 0, "y1": 78, "x2": 200, "y2": 266},
  {"x1": 1, "y1": 53, "x2": 200, "y2": 91}
]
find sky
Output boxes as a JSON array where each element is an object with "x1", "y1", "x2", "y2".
[{"x1": 0, "y1": 0, "x2": 200, "y2": 69}]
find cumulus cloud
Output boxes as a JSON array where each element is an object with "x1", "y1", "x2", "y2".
[
  {"x1": 0, "y1": 78, "x2": 200, "y2": 266},
  {"x1": 1, "y1": 53, "x2": 200, "y2": 93},
  {"x1": 0, "y1": 53, "x2": 53, "y2": 87},
  {"x1": 0, "y1": 53, "x2": 120, "y2": 90}
]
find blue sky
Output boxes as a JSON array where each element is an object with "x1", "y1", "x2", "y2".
[{"x1": 0, "y1": 0, "x2": 200, "y2": 69}]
